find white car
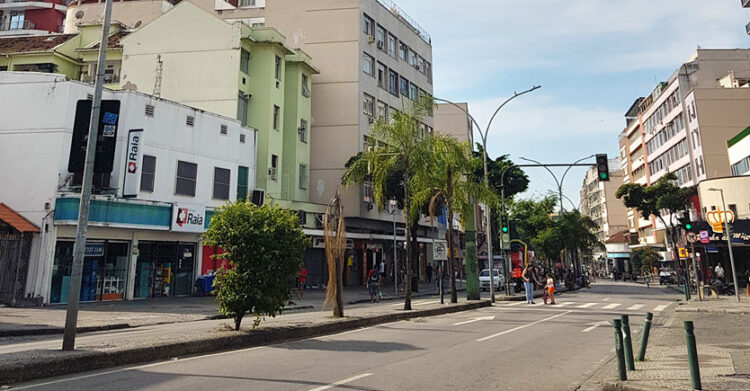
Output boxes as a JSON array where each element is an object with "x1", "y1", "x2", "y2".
[{"x1": 479, "y1": 269, "x2": 505, "y2": 291}]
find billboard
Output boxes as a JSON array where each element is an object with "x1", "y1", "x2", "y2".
[{"x1": 67, "y1": 100, "x2": 121, "y2": 174}]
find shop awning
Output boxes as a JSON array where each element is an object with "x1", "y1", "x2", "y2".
[{"x1": 0, "y1": 203, "x2": 39, "y2": 233}]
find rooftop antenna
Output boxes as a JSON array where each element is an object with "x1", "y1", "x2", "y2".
[{"x1": 153, "y1": 54, "x2": 163, "y2": 98}]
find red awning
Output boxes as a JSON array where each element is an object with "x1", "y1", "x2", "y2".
[{"x1": 0, "y1": 203, "x2": 39, "y2": 233}]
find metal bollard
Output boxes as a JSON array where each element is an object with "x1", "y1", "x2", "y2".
[
  {"x1": 684, "y1": 321, "x2": 702, "y2": 390},
  {"x1": 613, "y1": 319, "x2": 627, "y2": 380},
  {"x1": 621, "y1": 314, "x2": 635, "y2": 370},
  {"x1": 637, "y1": 312, "x2": 653, "y2": 361}
]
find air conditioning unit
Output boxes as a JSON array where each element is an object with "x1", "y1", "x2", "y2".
[
  {"x1": 251, "y1": 189, "x2": 265, "y2": 206},
  {"x1": 367, "y1": 35, "x2": 375, "y2": 44}
]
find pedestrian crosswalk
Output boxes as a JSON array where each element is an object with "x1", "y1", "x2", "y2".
[{"x1": 498, "y1": 300, "x2": 670, "y2": 313}]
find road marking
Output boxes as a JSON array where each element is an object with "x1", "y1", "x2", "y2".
[
  {"x1": 627, "y1": 304, "x2": 645, "y2": 311},
  {"x1": 653, "y1": 304, "x2": 668, "y2": 312},
  {"x1": 308, "y1": 373, "x2": 373, "y2": 391},
  {"x1": 603, "y1": 298, "x2": 611, "y2": 302},
  {"x1": 502, "y1": 302, "x2": 524, "y2": 306},
  {"x1": 476, "y1": 311, "x2": 572, "y2": 342},
  {"x1": 602, "y1": 303, "x2": 621, "y2": 310},
  {"x1": 557, "y1": 302, "x2": 575, "y2": 306},
  {"x1": 453, "y1": 316, "x2": 495, "y2": 326},
  {"x1": 577, "y1": 303, "x2": 597, "y2": 308},
  {"x1": 582, "y1": 321, "x2": 610, "y2": 333}
]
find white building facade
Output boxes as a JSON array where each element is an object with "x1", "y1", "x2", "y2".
[
  {"x1": 729, "y1": 126, "x2": 750, "y2": 176},
  {"x1": 0, "y1": 72, "x2": 256, "y2": 304}
]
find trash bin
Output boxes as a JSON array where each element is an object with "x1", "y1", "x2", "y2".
[{"x1": 203, "y1": 274, "x2": 215, "y2": 295}]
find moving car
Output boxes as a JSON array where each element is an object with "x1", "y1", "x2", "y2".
[
  {"x1": 659, "y1": 271, "x2": 676, "y2": 285},
  {"x1": 479, "y1": 269, "x2": 505, "y2": 291}
]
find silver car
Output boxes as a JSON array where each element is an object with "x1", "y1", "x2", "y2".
[{"x1": 479, "y1": 269, "x2": 505, "y2": 291}]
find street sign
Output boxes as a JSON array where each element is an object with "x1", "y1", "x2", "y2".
[
  {"x1": 433, "y1": 241, "x2": 447, "y2": 261},
  {"x1": 678, "y1": 248, "x2": 689, "y2": 258},
  {"x1": 501, "y1": 233, "x2": 510, "y2": 250},
  {"x1": 686, "y1": 232, "x2": 698, "y2": 243},
  {"x1": 699, "y1": 230, "x2": 709, "y2": 244}
]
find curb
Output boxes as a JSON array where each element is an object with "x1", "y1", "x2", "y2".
[
  {"x1": 674, "y1": 307, "x2": 750, "y2": 315},
  {"x1": 601, "y1": 381, "x2": 676, "y2": 391},
  {"x1": 0, "y1": 301, "x2": 490, "y2": 385}
]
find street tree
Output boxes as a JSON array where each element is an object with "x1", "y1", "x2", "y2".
[
  {"x1": 342, "y1": 97, "x2": 433, "y2": 310},
  {"x1": 631, "y1": 247, "x2": 661, "y2": 277},
  {"x1": 323, "y1": 189, "x2": 346, "y2": 318},
  {"x1": 616, "y1": 173, "x2": 696, "y2": 268},
  {"x1": 204, "y1": 202, "x2": 310, "y2": 330}
]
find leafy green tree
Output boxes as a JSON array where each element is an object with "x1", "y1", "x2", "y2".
[
  {"x1": 204, "y1": 202, "x2": 310, "y2": 330},
  {"x1": 631, "y1": 247, "x2": 661, "y2": 276},
  {"x1": 343, "y1": 97, "x2": 433, "y2": 310},
  {"x1": 616, "y1": 173, "x2": 696, "y2": 267}
]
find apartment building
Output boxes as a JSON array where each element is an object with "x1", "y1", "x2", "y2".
[
  {"x1": 617, "y1": 49, "x2": 750, "y2": 257},
  {"x1": 579, "y1": 159, "x2": 628, "y2": 243},
  {"x1": 0, "y1": 0, "x2": 66, "y2": 36},
  {"x1": 0, "y1": 72, "x2": 256, "y2": 304},
  {"x1": 729, "y1": 126, "x2": 750, "y2": 176}
]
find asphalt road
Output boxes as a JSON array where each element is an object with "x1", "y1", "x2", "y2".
[{"x1": 10, "y1": 281, "x2": 678, "y2": 391}]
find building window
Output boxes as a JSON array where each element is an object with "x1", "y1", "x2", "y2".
[
  {"x1": 274, "y1": 55, "x2": 281, "y2": 80},
  {"x1": 175, "y1": 161, "x2": 197, "y2": 196},
  {"x1": 299, "y1": 119, "x2": 308, "y2": 143},
  {"x1": 213, "y1": 167, "x2": 230, "y2": 200},
  {"x1": 140, "y1": 155, "x2": 156, "y2": 192},
  {"x1": 301, "y1": 73, "x2": 310, "y2": 97},
  {"x1": 145, "y1": 104, "x2": 154, "y2": 117},
  {"x1": 186, "y1": 115, "x2": 195, "y2": 127},
  {"x1": 387, "y1": 33, "x2": 396, "y2": 57},
  {"x1": 377, "y1": 101, "x2": 387, "y2": 120},
  {"x1": 237, "y1": 94, "x2": 248, "y2": 126},
  {"x1": 400, "y1": 77, "x2": 409, "y2": 96},
  {"x1": 237, "y1": 166, "x2": 249, "y2": 201},
  {"x1": 363, "y1": 93, "x2": 375, "y2": 117},
  {"x1": 408, "y1": 49, "x2": 416, "y2": 67},
  {"x1": 729, "y1": 204, "x2": 738, "y2": 217},
  {"x1": 240, "y1": 133, "x2": 246, "y2": 144},
  {"x1": 399, "y1": 42, "x2": 407, "y2": 61},
  {"x1": 239, "y1": 0, "x2": 257, "y2": 7},
  {"x1": 363, "y1": 13, "x2": 374, "y2": 36},
  {"x1": 220, "y1": 124, "x2": 228, "y2": 135},
  {"x1": 363, "y1": 181, "x2": 373, "y2": 203},
  {"x1": 376, "y1": 62, "x2": 386, "y2": 88},
  {"x1": 240, "y1": 49, "x2": 250, "y2": 74},
  {"x1": 417, "y1": 56, "x2": 425, "y2": 73},
  {"x1": 409, "y1": 83, "x2": 418, "y2": 100},
  {"x1": 363, "y1": 52, "x2": 374, "y2": 76},
  {"x1": 388, "y1": 70, "x2": 398, "y2": 96},
  {"x1": 269, "y1": 155, "x2": 278, "y2": 181},
  {"x1": 273, "y1": 105, "x2": 280, "y2": 130},
  {"x1": 375, "y1": 25, "x2": 385, "y2": 51},
  {"x1": 731, "y1": 155, "x2": 750, "y2": 176},
  {"x1": 299, "y1": 164, "x2": 308, "y2": 189}
]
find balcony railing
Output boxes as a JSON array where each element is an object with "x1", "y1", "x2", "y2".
[
  {"x1": 375, "y1": 0, "x2": 431, "y2": 44},
  {"x1": 0, "y1": 19, "x2": 34, "y2": 31}
]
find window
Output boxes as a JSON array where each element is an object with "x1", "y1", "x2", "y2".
[
  {"x1": 363, "y1": 13, "x2": 374, "y2": 36},
  {"x1": 9, "y1": 11, "x2": 24, "y2": 30},
  {"x1": 140, "y1": 155, "x2": 156, "y2": 192},
  {"x1": 731, "y1": 155, "x2": 750, "y2": 176},
  {"x1": 363, "y1": 52, "x2": 374, "y2": 76},
  {"x1": 239, "y1": 0, "x2": 256, "y2": 6},
  {"x1": 175, "y1": 161, "x2": 197, "y2": 196},
  {"x1": 274, "y1": 55, "x2": 281, "y2": 80},
  {"x1": 400, "y1": 77, "x2": 409, "y2": 96},
  {"x1": 398, "y1": 42, "x2": 407, "y2": 61},
  {"x1": 362, "y1": 93, "x2": 375, "y2": 117},
  {"x1": 237, "y1": 94, "x2": 248, "y2": 126},
  {"x1": 377, "y1": 101, "x2": 387, "y2": 120},
  {"x1": 237, "y1": 166, "x2": 249, "y2": 201},
  {"x1": 240, "y1": 133, "x2": 246, "y2": 144},
  {"x1": 425, "y1": 61, "x2": 432, "y2": 83},
  {"x1": 388, "y1": 70, "x2": 398, "y2": 96},
  {"x1": 186, "y1": 115, "x2": 194, "y2": 127},
  {"x1": 220, "y1": 124, "x2": 228, "y2": 135},
  {"x1": 409, "y1": 83, "x2": 418, "y2": 100},
  {"x1": 273, "y1": 105, "x2": 280, "y2": 130},
  {"x1": 375, "y1": 25, "x2": 385, "y2": 51},
  {"x1": 298, "y1": 164, "x2": 308, "y2": 189},
  {"x1": 387, "y1": 33, "x2": 396, "y2": 57},
  {"x1": 299, "y1": 119, "x2": 308, "y2": 143},
  {"x1": 213, "y1": 167, "x2": 230, "y2": 200},
  {"x1": 269, "y1": 155, "x2": 278, "y2": 180},
  {"x1": 145, "y1": 104, "x2": 154, "y2": 117},
  {"x1": 729, "y1": 204, "x2": 738, "y2": 217},
  {"x1": 240, "y1": 49, "x2": 250, "y2": 74},
  {"x1": 408, "y1": 49, "x2": 416, "y2": 67},
  {"x1": 301, "y1": 73, "x2": 310, "y2": 97},
  {"x1": 376, "y1": 62, "x2": 386, "y2": 88}
]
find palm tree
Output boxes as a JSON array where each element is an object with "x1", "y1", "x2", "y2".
[
  {"x1": 413, "y1": 133, "x2": 493, "y2": 303},
  {"x1": 342, "y1": 97, "x2": 432, "y2": 310}
]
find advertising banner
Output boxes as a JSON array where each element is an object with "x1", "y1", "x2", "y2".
[
  {"x1": 123, "y1": 129, "x2": 144, "y2": 197},
  {"x1": 171, "y1": 203, "x2": 206, "y2": 233}
]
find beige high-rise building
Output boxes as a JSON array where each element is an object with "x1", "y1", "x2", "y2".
[{"x1": 579, "y1": 160, "x2": 628, "y2": 243}]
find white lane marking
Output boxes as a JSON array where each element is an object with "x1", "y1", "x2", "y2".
[
  {"x1": 653, "y1": 304, "x2": 668, "y2": 312},
  {"x1": 413, "y1": 300, "x2": 440, "y2": 306},
  {"x1": 453, "y1": 316, "x2": 495, "y2": 326},
  {"x1": 476, "y1": 311, "x2": 572, "y2": 342},
  {"x1": 627, "y1": 304, "x2": 645, "y2": 311},
  {"x1": 582, "y1": 321, "x2": 610, "y2": 333},
  {"x1": 557, "y1": 302, "x2": 575, "y2": 306},
  {"x1": 602, "y1": 303, "x2": 621, "y2": 310},
  {"x1": 502, "y1": 302, "x2": 524, "y2": 306},
  {"x1": 308, "y1": 373, "x2": 373, "y2": 391},
  {"x1": 577, "y1": 303, "x2": 597, "y2": 308},
  {"x1": 11, "y1": 346, "x2": 267, "y2": 389},
  {"x1": 603, "y1": 298, "x2": 611, "y2": 302}
]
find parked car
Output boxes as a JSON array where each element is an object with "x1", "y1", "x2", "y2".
[
  {"x1": 659, "y1": 271, "x2": 676, "y2": 285},
  {"x1": 479, "y1": 269, "x2": 505, "y2": 291}
]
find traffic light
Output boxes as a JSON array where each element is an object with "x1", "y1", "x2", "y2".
[
  {"x1": 500, "y1": 214, "x2": 509, "y2": 234},
  {"x1": 679, "y1": 215, "x2": 694, "y2": 232},
  {"x1": 595, "y1": 154, "x2": 609, "y2": 181}
]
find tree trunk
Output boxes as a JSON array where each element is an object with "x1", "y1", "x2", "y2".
[
  {"x1": 234, "y1": 316, "x2": 242, "y2": 331},
  {"x1": 334, "y1": 256, "x2": 344, "y2": 317},
  {"x1": 403, "y1": 164, "x2": 412, "y2": 311}
]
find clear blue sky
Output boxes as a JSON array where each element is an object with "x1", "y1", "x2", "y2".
[{"x1": 400, "y1": 0, "x2": 750, "y2": 207}]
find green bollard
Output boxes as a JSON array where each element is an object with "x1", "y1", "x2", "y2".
[
  {"x1": 637, "y1": 312, "x2": 653, "y2": 361},
  {"x1": 621, "y1": 315, "x2": 635, "y2": 370},
  {"x1": 684, "y1": 321, "x2": 702, "y2": 390},
  {"x1": 613, "y1": 319, "x2": 627, "y2": 381}
]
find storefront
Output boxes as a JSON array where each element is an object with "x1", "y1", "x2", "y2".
[
  {"x1": 50, "y1": 241, "x2": 130, "y2": 304},
  {"x1": 135, "y1": 242, "x2": 197, "y2": 299}
]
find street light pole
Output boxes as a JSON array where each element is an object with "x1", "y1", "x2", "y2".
[
  {"x1": 708, "y1": 188, "x2": 740, "y2": 302},
  {"x1": 390, "y1": 200, "x2": 398, "y2": 295}
]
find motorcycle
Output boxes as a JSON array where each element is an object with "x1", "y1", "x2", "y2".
[{"x1": 711, "y1": 280, "x2": 735, "y2": 296}]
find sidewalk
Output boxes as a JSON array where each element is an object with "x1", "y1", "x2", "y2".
[{"x1": 587, "y1": 299, "x2": 750, "y2": 391}]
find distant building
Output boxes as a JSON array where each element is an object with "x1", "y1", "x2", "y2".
[
  {"x1": 728, "y1": 126, "x2": 750, "y2": 176},
  {"x1": 0, "y1": 0, "x2": 66, "y2": 36},
  {"x1": 579, "y1": 159, "x2": 628, "y2": 243}
]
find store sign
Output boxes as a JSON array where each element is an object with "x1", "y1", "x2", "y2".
[
  {"x1": 123, "y1": 129, "x2": 144, "y2": 197},
  {"x1": 699, "y1": 230, "x2": 710, "y2": 244},
  {"x1": 433, "y1": 242, "x2": 447, "y2": 261},
  {"x1": 84, "y1": 243, "x2": 105, "y2": 256},
  {"x1": 706, "y1": 209, "x2": 734, "y2": 233},
  {"x1": 171, "y1": 204, "x2": 206, "y2": 233}
]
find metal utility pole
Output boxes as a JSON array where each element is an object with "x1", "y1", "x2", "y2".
[
  {"x1": 391, "y1": 200, "x2": 398, "y2": 294},
  {"x1": 709, "y1": 188, "x2": 740, "y2": 302},
  {"x1": 62, "y1": 0, "x2": 114, "y2": 351}
]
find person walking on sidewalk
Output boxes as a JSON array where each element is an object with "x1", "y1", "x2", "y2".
[
  {"x1": 296, "y1": 267, "x2": 307, "y2": 300},
  {"x1": 544, "y1": 273, "x2": 556, "y2": 304},
  {"x1": 522, "y1": 264, "x2": 535, "y2": 304},
  {"x1": 367, "y1": 267, "x2": 380, "y2": 303},
  {"x1": 426, "y1": 263, "x2": 433, "y2": 285},
  {"x1": 715, "y1": 263, "x2": 726, "y2": 283}
]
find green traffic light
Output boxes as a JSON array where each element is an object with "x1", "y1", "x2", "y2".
[
  {"x1": 685, "y1": 223, "x2": 692, "y2": 230},
  {"x1": 600, "y1": 173, "x2": 608, "y2": 180},
  {"x1": 502, "y1": 227, "x2": 508, "y2": 233}
]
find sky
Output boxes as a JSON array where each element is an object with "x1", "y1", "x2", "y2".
[{"x1": 398, "y1": 0, "x2": 750, "y2": 207}]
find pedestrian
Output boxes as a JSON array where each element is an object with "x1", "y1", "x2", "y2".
[
  {"x1": 522, "y1": 264, "x2": 535, "y2": 304},
  {"x1": 367, "y1": 267, "x2": 380, "y2": 303},
  {"x1": 544, "y1": 273, "x2": 556, "y2": 304},
  {"x1": 715, "y1": 263, "x2": 725, "y2": 283},
  {"x1": 426, "y1": 263, "x2": 433, "y2": 285},
  {"x1": 297, "y1": 267, "x2": 307, "y2": 300}
]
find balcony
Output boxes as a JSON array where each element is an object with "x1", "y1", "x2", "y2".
[
  {"x1": 0, "y1": 19, "x2": 34, "y2": 31},
  {"x1": 0, "y1": 0, "x2": 66, "y2": 12},
  {"x1": 743, "y1": 0, "x2": 750, "y2": 8}
]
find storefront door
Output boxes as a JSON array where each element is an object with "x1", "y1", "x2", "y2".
[{"x1": 50, "y1": 241, "x2": 129, "y2": 304}]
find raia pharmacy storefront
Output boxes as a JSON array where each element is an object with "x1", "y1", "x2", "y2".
[{"x1": 49, "y1": 196, "x2": 210, "y2": 304}]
